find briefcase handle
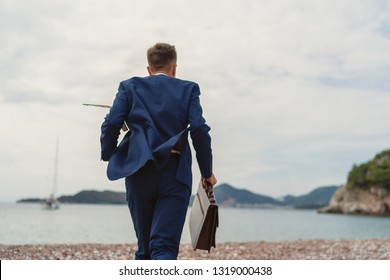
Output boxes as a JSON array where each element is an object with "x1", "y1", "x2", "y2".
[{"x1": 205, "y1": 185, "x2": 216, "y2": 204}]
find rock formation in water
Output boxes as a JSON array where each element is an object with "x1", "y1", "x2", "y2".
[{"x1": 320, "y1": 149, "x2": 390, "y2": 216}]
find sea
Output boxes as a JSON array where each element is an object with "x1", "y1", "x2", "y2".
[{"x1": 1, "y1": 203, "x2": 390, "y2": 245}]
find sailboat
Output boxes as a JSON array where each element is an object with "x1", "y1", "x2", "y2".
[
  {"x1": 43, "y1": 138, "x2": 60, "y2": 210},
  {"x1": 43, "y1": 194, "x2": 59, "y2": 210}
]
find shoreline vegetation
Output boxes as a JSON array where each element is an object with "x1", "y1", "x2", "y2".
[{"x1": 1, "y1": 239, "x2": 390, "y2": 260}]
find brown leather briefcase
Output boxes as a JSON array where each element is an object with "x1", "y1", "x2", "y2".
[{"x1": 189, "y1": 181, "x2": 219, "y2": 252}]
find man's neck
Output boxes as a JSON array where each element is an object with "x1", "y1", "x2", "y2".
[{"x1": 147, "y1": 64, "x2": 176, "y2": 77}]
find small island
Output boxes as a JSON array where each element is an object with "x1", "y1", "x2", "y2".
[{"x1": 320, "y1": 149, "x2": 390, "y2": 216}]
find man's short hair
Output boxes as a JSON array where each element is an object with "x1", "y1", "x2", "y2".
[{"x1": 147, "y1": 43, "x2": 177, "y2": 71}]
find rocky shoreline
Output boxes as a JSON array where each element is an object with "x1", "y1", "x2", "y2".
[
  {"x1": 2, "y1": 239, "x2": 390, "y2": 260},
  {"x1": 319, "y1": 185, "x2": 390, "y2": 216}
]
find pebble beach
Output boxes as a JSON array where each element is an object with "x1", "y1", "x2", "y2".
[{"x1": 2, "y1": 239, "x2": 390, "y2": 260}]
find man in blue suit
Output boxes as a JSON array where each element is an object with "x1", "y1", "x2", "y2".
[{"x1": 100, "y1": 43, "x2": 217, "y2": 260}]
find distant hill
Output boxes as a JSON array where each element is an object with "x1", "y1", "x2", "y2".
[
  {"x1": 211, "y1": 183, "x2": 283, "y2": 208},
  {"x1": 18, "y1": 184, "x2": 338, "y2": 209},
  {"x1": 58, "y1": 190, "x2": 126, "y2": 204},
  {"x1": 190, "y1": 183, "x2": 338, "y2": 209},
  {"x1": 285, "y1": 186, "x2": 339, "y2": 209},
  {"x1": 17, "y1": 198, "x2": 45, "y2": 203},
  {"x1": 17, "y1": 190, "x2": 126, "y2": 204}
]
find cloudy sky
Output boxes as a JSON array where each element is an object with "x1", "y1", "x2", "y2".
[{"x1": 1, "y1": 0, "x2": 390, "y2": 202}]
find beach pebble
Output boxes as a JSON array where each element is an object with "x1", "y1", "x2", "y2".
[{"x1": 1, "y1": 240, "x2": 389, "y2": 260}]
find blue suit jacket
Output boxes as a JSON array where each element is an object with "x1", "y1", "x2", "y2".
[{"x1": 100, "y1": 75, "x2": 213, "y2": 189}]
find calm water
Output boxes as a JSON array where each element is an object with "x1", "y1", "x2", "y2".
[{"x1": 1, "y1": 203, "x2": 390, "y2": 245}]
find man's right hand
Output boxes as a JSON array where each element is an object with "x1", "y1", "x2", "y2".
[{"x1": 202, "y1": 174, "x2": 217, "y2": 189}]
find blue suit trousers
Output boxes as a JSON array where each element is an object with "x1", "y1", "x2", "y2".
[{"x1": 125, "y1": 154, "x2": 191, "y2": 260}]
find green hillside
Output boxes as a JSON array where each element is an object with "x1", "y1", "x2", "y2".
[{"x1": 348, "y1": 149, "x2": 390, "y2": 190}]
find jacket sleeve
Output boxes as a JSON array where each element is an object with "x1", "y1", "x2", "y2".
[
  {"x1": 188, "y1": 85, "x2": 213, "y2": 178},
  {"x1": 100, "y1": 82, "x2": 130, "y2": 161}
]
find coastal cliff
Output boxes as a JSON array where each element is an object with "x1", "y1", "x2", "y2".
[
  {"x1": 319, "y1": 185, "x2": 390, "y2": 215},
  {"x1": 320, "y1": 149, "x2": 390, "y2": 216}
]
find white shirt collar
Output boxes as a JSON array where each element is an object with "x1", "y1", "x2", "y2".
[{"x1": 154, "y1": 72, "x2": 168, "y2": 76}]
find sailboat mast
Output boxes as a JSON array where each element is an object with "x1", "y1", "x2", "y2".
[{"x1": 53, "y1": 137, "x2": 59, "y2": 198}]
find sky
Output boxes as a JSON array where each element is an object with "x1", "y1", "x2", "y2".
[{"x1": 1, "y1": 0, "x2": 390, "y2": 202}]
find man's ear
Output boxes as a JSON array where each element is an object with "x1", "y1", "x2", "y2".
[
  {"x1": 147, "y1": 66, "x2": 153, "y2": 76},
  {"x1": 172, "y1": 64, "x2": 177, "y2": 77}
]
